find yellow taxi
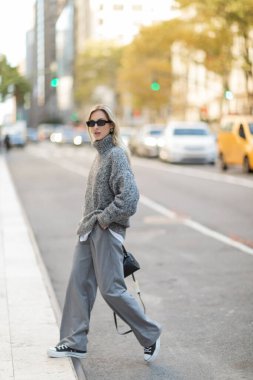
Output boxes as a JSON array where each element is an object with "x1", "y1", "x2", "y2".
[{"x1": 218, "y1": 115, "x2": 253, "y2": 173}]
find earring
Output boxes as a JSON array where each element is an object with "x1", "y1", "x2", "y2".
[{"x1": 110, "y1": 128, "x2": 114, "y2": 133}]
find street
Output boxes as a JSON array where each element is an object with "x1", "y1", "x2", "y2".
[{"x1": 6, "y1": 142, "x2": 253, "y2": 380}]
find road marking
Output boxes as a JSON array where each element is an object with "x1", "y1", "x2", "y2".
[
  {"x1": 28, "y1": 148, "x2": 91, "y2": 177},
  {"x1": 184, "y1": 218, "x2": 253, "y2": 255},
  {"x1": 28, "y1": 149, "x2": 253, "y2": 256},
  {"x1": 134, "y1": 159, "x2": 253, "y2": 189},
  {"x1": 31, "y1": 143, "x2": 253, "y2": 189},
  {"x1": 140, "y1": 195, "x2": 253, "y2": 256}
]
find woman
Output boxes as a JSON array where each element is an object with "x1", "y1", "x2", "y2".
[{"x1": 48, "y1": 105, "x2": 161, "y2": 363}]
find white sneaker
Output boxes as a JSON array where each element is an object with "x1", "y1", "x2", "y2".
[
  {"x1": 144, "y1": 337, "x2": 160, "y2": 363},
  {"x1": 47, "y1": 344, "x2": 87, "y2": 359}
]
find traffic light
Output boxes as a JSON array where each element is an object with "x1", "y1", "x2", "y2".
[
  {"x1": 150, "y1": 80, "x2": 160, "y2": 91},
  {"x1": 50, "y1": 77, "x2": 59, "y2": 88}
]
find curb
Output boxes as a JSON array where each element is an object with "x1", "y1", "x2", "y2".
[{"x1": 0, "y1": 153, "x2": 78, "y2": 380}]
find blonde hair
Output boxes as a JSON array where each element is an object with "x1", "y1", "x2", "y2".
[{"x1": 87, "y1": 104, "x2": 131, "y2": 162}]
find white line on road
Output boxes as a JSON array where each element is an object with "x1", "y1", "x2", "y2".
[
  {"x1": 134, "y1": 159, "x2": 253, "y2": 189},
  {"x1": 184, "y1": 218, "x2": 253, "y2": 255},
  {"x1": 140, "y1": 195, "x2": 253, "y2": 256},
  {"x1": 29, "y1": 149, "x2": 253, "y2": 256}
]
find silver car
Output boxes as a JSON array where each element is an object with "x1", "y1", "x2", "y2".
[
  {"x1": 129, "y1": 124, "x2": 165, "y2": 158},
  {"x1": 159, "y1": 121, "x2": 217, "y2": 164}
]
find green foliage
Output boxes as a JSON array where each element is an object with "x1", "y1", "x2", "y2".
[
  {"x1": 176, "y1": 0, "x2": 253, "y2": 32},
  {"x1": 188, "y1": 22, "x2": 233, "y2": 80},
  {"x1": 176, "y1": 0, "x2": 253, "y2": 102},
  {"x1": 118, "y1": 18, "x2": 231, "y2": 111},
  {"x1": 0, "y1": 56, "x2": 31, "y2": 106},
  {"x1": 119, "y1": 21, "x2": 180, "y2": 111},
  {"x1": 74, "y1": 0, "x2": 253, "y2": 113},
  {"x1": 74, "y1": 42, "x2": 123, "y2": 105}
]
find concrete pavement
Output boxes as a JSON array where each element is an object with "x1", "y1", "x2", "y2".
[{"x1": 0, "y1": 153, "x2": 77, "y2": 380}]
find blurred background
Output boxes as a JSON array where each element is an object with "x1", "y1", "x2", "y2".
[
  {"x1": 1, "y1": 3, "x2": 253, "y2": 378},
  {"x1": 0, "y1": 0, "x2": 252, "y2": 168}
]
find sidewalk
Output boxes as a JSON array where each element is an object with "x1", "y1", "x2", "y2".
[{"x1": 0, "y1": 153, "x2": 77, "y2": 380}]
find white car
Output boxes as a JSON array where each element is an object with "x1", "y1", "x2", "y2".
[
  {"x1": 159, "y1": 121, "x2": 217, "y2": 164},
  {"x1": 129, "y1": 124, "x2": 165, "y2": 158}
]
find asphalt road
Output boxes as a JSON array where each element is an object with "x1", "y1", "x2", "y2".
[{"x1": 6, "y1": 142, "x2": 253, "y2": 380}]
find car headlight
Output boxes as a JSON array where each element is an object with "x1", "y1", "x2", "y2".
[{"x1": 73, "y1": 135, "x2": 82, "y2": 145}]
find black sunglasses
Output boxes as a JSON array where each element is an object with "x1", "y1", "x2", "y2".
[{"x1": 86, "y1": 119, "x2": 111, "y2": 127}]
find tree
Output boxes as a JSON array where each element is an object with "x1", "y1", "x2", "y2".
[
  {"x1": 74, "y1": 42, "x2": 123, "y2": 107},
  {"x1": 119, "y1": 21, "x2": 177, "y2": 115},
  {"x1": 176, "y1": 0, "x2": 253, "y2": 111},
  {"x1": 0, "y1": 55, "x2": 31, "y2": 106},
  {"x1": 118, "y1": 17, "x2": 234, "y2": 119}
]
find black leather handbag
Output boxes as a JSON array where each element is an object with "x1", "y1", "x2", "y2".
[{"x1": 123, "y1": 245, "x2": 140, "y2": 277}]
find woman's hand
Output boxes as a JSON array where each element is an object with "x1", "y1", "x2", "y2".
[
  {"x1": 98, "y1": 222, "x2": 108, "y2": 230},
  {"x1": 97, "y1": 214, "x2": 108, "y2": 230}
]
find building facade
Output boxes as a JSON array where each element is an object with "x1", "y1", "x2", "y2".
[
  {"x1": 75, "y1": 0, "x2": 174, "y2": 54},
  {"x1": 27, "y1": 0, "x2": 66, "y2": 127},
  {"x1": 55, "y1": 0, "x2": 75, "y2": 121}
]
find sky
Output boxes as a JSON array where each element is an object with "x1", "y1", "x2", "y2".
[{"x1": 0, "y1": 0, "x2": 35, "y2": 67}]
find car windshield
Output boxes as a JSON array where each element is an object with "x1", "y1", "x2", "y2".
[
  {"x1": 149, "y1": 130, "x2": 163, "y2": 136},
  {"x1": 249, "y1": 123, "x2": 253, "y2": 134},
  {"x1": 173, "y1": 128, "x2": 209, "y2": 136}
]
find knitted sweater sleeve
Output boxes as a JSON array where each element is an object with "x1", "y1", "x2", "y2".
[{"x1": 97, "y1": 148, "x2": 139, "y2": 228}]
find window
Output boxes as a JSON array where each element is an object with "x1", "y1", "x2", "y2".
[
  {"x1": 220, "y1": 122, "x2": 233, "y2": 132},
  {"x1": 173, "y1": 128, "x2": 209, "y2": 136},
  {"x1": 113, "y1": 4, "x2": 124, "y2": 11},
  {"x1": 238, "y1": 124, "x2": 246, "y2": 139},
  {"x1": 148, "y1": 130, "x2": 163, "y2": 136},
  {"x1": 248, "y1": 123, "x2": 253, "y2": 134},
  {"x1": 132, "y1": 5, "x2": 142, "y2": 11}
]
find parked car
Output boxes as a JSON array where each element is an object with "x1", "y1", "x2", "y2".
[
  {"x1": 50, "y1": 126, "x2": 90, "y2": 146},
  {"x1": 73, "y1": 128, "x2": 90, "y2": 146},
  {"x1": 129, "y1": 124, "x2": 165, "y2": 157},
  {"x1": 218, "y1": 115, "x2": 253, "y2": 173},
  {"x1": 120, "y1": 127, "x2": 135, "y2": 148},
  {"x1": 38, "y1": 123, "x2": 63, "y2": 141},
  {"x1": 27, "y1": 127, "x2": 39, "y2": 143},
  {"x1": 50, "y1": 126, "x2": 74, "y2": 144},
  {"x1": 159, "y1": 121, "x2": 217, "y2": 164},
  {"x1": 61, "y1": 126, "x2": 76, "y2": 144},
  {"x1": 2, "y1": 121, "x2": 27, "y2": 147}
]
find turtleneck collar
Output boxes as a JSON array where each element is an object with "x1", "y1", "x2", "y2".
[{"x1": 93, "y1": 134, "x2": 114, "y2": 154}]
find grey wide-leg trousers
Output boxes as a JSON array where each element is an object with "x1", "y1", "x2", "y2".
[{"x1": 58, "y1": 223, "x2": 161, "y2": 351}]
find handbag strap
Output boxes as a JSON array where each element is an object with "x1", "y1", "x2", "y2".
[
  {"x1": 113, "y1": 311, "x2": 132, "y2": 335},
  {"x1": 122, "y1": 244, "x2": 128, "y2": 257},
  {"x1": 113, "y1": 273, "x2": 146, "y2": 335}
]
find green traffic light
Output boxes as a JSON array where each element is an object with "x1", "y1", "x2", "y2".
[
  {"x1": 51, "y1": 77, "x2": 59, "y2": 87},
  {"x1": 150, "y1": 81, "x2": 160, "y2": 91}
]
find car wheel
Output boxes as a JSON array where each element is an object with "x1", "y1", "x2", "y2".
[
  {"x1": 159, "y1": 149, "x2": 168, "y2": 162},
  {"x1": 243, "y1": 156, "x2": 252, "y2": 173},
  {"x1": 219, "y1": 153, "x2": 228, "y2": 171}
]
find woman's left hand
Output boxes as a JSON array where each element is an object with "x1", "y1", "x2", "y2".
[{"x1": 98, "y1": 222, "x2": 108, "y2": 230}]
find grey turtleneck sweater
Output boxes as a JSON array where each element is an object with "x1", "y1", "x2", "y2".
[{"x1": 77, "y1": 134, "x2": 139, "y2": 238}]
